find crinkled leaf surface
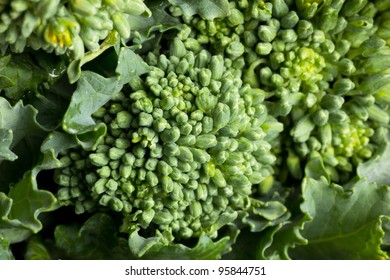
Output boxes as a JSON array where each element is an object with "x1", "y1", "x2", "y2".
[
  {"x1": 4, "y1": 171, "x2": 57, "y2": 234},
  {"x1": 0, "y1": 97, "x2": 45, "y2": 163},
  {"x1": 54, "y1": 213, "x2": 131, "y2": 260},
  {"x1": 256, "y1": 221, "x2": 308, "y2": 260},
  {"x1": 129, "y1": 229, "x2": 230, "y2": 260},
  {"x1": 291, "y1": 177, "x2": 390, "y2": 259},
  {"x1": 168, "y1": 0, "x2": 230, "y2": 20}
]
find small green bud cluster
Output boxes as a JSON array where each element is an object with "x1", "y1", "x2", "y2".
[
  {"x1": 0, "y1": 0, "x2": 150, "y2": 59},
  {"x1": 55, "y1": 40, "x2": 280, "y2": 239},
  {"x1": 173, "y1": 0, "x2": 390, "y2": 182},
  {"x1": 172, "y1": 0, "x2": 390, "y2": 184}
]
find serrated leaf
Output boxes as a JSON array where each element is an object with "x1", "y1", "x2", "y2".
[
  {"x1": 0, "y1": 98, "x2": 45, "y2": 163},
  {"x1": 257, "y1": 221, "x2": 308, "y2": 260},
  {"x1": 168, "y1": 0, "x2": 230, "y2": 20},
  {"x1": 129, "y1": 228, "x2": 231, "y2": 260},
  {"x1": 291, "y1": 177, "x2": 390, "y2": 259},
  {"x1": 4, "y1": 171, "x2": 57, "y2": 233}
]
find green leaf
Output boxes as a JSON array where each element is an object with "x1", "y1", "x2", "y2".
[
  {"x1": 168, "y1": 0, "x2": 230, "y2": 20},
  {"x1": 67, "y1": 32, "x2": 119, "y2": 84},
  {"x1": 357, "y1": 138, "x2": 390, "y2": 186},
  {"x1": 0, "y1": 129, "x2": 17, "y2": 161},
  {"x1": 4, "y1": 171, "x2": 57, "y2": 234},
  {"x1": 62, "y1": 71, "x2": 122, "y2": 134},
  {"x1": 116, "y1": 47, "x2": 151, "y2": 84},
  {"x1": 0, "y1": 98, "x2": 46, "y2": 163},
  {"x1": 129, "y1": 228, "x2": 231, "y2": 260},
  {"x1": 0, "y1": 237, "x2": 14, "y2": 260},
  {"x1": 291, "y1": 177, "x2": 390, "y2": 259},
  {"x1": 127, "y1": 0, "x2": 183, "y2": 46},
  {"x1": 0, "y1": 52, "x2": 66, "y2": 101},
  {"x1": 24, "y1": 236, "x2": 51, "y2": 260},
  {"x1": 257, "y1": 221, "x2": 308, "y2": 260},
  {"x1": 54, "y1": 213, "x2": 131, "y2": 260},
  {"x1": 304, "y1": 151, "x2": 330, "y2": 182}
]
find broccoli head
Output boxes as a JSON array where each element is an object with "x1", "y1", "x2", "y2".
[{"x1": 54, "y1": 38, "x2": 282, "y2": 242}]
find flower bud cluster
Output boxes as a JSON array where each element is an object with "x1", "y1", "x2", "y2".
[
  {"x1": 55, "y1": 39, "x2": 281, "y2": 239},
  {"x1": 172, "y1": 0, "x2": 390, "y2": 182},
  {"x1": 0, "y1": 0, "x2": 150, "y2": 59}
]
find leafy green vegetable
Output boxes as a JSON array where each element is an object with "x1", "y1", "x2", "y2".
[{"x1": 1, "y1": 0, "x2": 390, "y2": 260}]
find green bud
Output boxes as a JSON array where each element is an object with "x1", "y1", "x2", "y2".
[
  {"x1": 36, "y1": 0, "x2": 60, "y2": 19},
  {"x1": 106, "y1": 179, "x2": 118, "y2": 191},
  {"x1": 319, "y1": 6, "x2": 338, "y2": 31},
  {"x1": 138, "y1": 112, "x2": 154, "y2": 127},
  {"x1": 226, "y1": 41, "x2": 245, "y2": 58},
  {"x1": 338, "y1": 58, "x2": 356, "y2": 75},
  {"x1": 291, "y1": 115, "x2": 315, "y2": 143},
  {"x1": 287, "y1": 150, "x2": 302, "y2": 179},
  {"x1": 110, "y1": 197, "x2": 124, "y2": 212},
  {"x1": 153, "y1": 209, "x2": 173, "y2": 225},
  {"x1": 58, "y1": 187, "x2": 72, "y2": 201},
  {"x1": 333, "y1": 78, "x2": 355, "y2": 95},
  {"x1": 297, "y1": 20, "x2": 313, "y2": 39},
  {"x1": 255, "y1": 42, "x2": 273, "y2": 55},
  {"x1": 341, "y1": 0, "x2": 368, "y2": 17},
  {"x1": 146, "y1": 171, "x2": 159, "y2": 187},
  {"x1": 279, "y1": 29, "x2": 298, "y2": 43},
  {"x1": 312, "y1": 109, "x2": 329, "y2": 126},
  {"x1": 258, "y1": 25, "x2": 278, "y2": 42},
  {"x1": 227, "y1": 8, "x2": 245, "y2": 26},
  {"x1": 367, "y1": 105, "x2": 390, "y2": 124},
  {"x1": 321, "y1": 95, "x2": 344, "y2": 110},
  {"x1": 198, "y1": 68, "x2": 212, "y2": 87},
  {"x1": 195, "y1": 50, "x2": 209, "y2": 68},
  {"x1": 196, "y1": 90, "x2": 218, "y2": 114},
  {"x1": 97, "y1": 166, "x2": 111, "y2": 178},
  {"x1": 160, "y1": 127, "x2": 181, "y2": 143},
  {"x1": 195, "y1": 134, "x2": 218, "y2": 149},
  {"x1": 112, "y1": 12, "x2": 131, "y2": 38},
  {"x1": 122, "y1": 153, "x2": 135, "y2": 166},
  {"x1": 328, "y1": 111, "x2": 349, "y2": 124},
  {"x1": 209, "y1": 55, "x2": 224, "y2": 80},
  {"x1": 281, "y1": 11, "x2": 299, "y2": 29},
  {"x1": 89, "y1": 153, "x2": 110, "y2": 167},
  {"x1": 189, "y1": 201, "x2": 203, "y2": 218},
  {"x1": 108, "y1": 147, "x2": 126, "y2": 160}
]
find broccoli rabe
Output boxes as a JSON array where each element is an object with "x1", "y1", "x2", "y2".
[
  {"x1": 54, "y1": 38, "x2": 282, "y2": 241},
  {"x1": 171, "y1": 0, "x2": 390, "y2": 183},
  {"x1": 0, "y1": 0, "x2": 150, "y2": 59}
]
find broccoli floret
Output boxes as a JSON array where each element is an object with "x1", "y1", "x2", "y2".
[
  {"x1": 54, "y1": 38, "x2": 282, "y2": 241},
  {"x1": 0, "y1": 0, "x2": 151, "y2": 59},
  {"x1": 172, "y1": 0, "x2": 390, "y2": 183}
]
